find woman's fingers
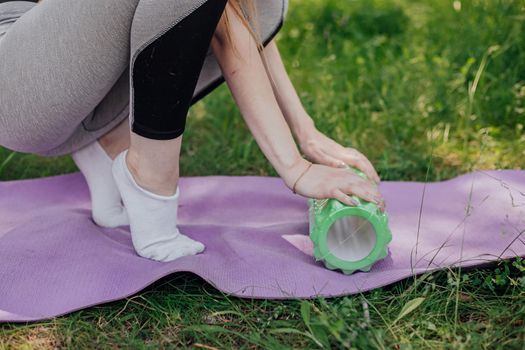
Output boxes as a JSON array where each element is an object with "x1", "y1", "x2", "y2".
[
  {"x1": 302, "y1": 145, "x2": 346, "y2": 169},
  {"x1": 341, "y1": 147, "x2": 381, "y2": 184},
  {"x1": 317, "y1": 149, "x2": 347, "y2": 168},
  {"x1": 350, "y1": 186, "x2": 380, "y2": 205},
  {"x1": 332, "y1": 189, "x2": 358, "y2": 207},
  {"x1": 343, "y1": 175, "x2": 383, "y2": 204},
  {"x1": 333, "y1": 184, "x2": 386, "y2": 212},
  {"x1": 350, "y1": 174, "x2": 382, "y2": 197},
  {"x1": 302, "y1": 140, "x2": 380, "y2": 184},
  {"x1": 291, "y1": 162, "x2": 387, "y2": 211}
]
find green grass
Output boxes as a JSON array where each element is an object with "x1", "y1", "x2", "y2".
[{"x1": 1, "y1": 0, "x2": 524, "y2": 348}]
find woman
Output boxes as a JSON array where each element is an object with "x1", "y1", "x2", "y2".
[{"x1": 0, "y1": 0, "x2": 385, "y2": 262}]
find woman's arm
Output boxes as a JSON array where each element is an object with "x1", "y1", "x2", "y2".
[
  {"x1": 210, "y1": 4, "x2": 311, "y2": 189},
  {"x1": 260, "y1": 39, "x2": 382, "y2": 184},
  {"x1": 259, "y1": 39, "x2": 316, "y2": 141},
  {"x1": 210, "y1": 3, "x2": 384, "y2": 207}
]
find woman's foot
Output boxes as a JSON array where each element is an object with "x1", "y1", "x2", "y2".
[
  {"x1": 111, "y1": 149, "x2": 205, "y2": 262},
  {"x1": 71, "y1": 140, "x2": 129, "y2": 228}
]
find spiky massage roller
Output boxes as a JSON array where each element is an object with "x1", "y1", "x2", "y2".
[{"x1": 308, "y1": 166, "x2": 392, "y2": 275}]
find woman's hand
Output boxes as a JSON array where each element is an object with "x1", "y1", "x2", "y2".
[
  {"x1": 256, "y1": 40, "x2": 381, "y2": 185},
  {"x1": 297, "y1": 127, "x2": 382, "y2": 185},
  {"x1": 290, "y1": 161, "x2": 385, "y2": 211}
]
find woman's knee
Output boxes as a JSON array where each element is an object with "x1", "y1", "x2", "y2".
[
  {"x1": 0, "y1": 112, "x2": 66, "y2": 154},
  {"x1": 0, "y1": 0, "x2": 142, "y2": 155}
]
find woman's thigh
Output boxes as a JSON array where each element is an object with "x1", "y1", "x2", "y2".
[
  {"x1": 0, "y1": 0, "x2": 140, "y2": 154},
  {"x1": 0, "y1": 0, "x2": 227, "y2": 156}
]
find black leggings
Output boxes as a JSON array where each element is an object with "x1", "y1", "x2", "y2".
[{"x1": 131, "y1": 0, "x2": 228, "y2": 140}]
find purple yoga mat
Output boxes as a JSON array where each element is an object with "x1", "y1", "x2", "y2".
[{"x1": 0, "y1": 170, "x2": 524, "y2": 323}]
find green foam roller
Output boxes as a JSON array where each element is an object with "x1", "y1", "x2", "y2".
[{"x1": 308, "y1": 166, "x2": 392, "y2": 275}]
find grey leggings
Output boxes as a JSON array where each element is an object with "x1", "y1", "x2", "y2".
[{"x1": 0, "y1": 0, "x2": 287, "y2": 157}]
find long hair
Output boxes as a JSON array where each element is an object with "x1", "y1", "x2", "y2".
[{"x1": 221, "y1": 0, "x2": 263, "y2": 55}]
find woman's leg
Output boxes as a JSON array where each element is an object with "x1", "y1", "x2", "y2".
[
  {"x1": 123, "y1": 0, "x2": 227, "y2": 195},
  {"x1": 98, "y1": 117, "x2": 131, "y2": 160},
  {"x1": 0, "y1": 0, "x2": 225, "y2": 261},
  {"x1": 0, "y1": 0, "x2": 139, "y2": 228},
  {"x1": 109, "y1": 0, "x2": 229, "y2": 262}
]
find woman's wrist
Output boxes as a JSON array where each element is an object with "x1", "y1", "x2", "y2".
[
  {"x1": 289, "y1": 112, "x2": 317, "y2": 143},
  {"x1": 291, "y1": 161, "x2": 313, "y2": 194},
  {"x1": 277, "y1": 153, "x2": 312, "y2": 190}
]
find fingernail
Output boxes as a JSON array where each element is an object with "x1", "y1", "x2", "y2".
[{"x1": 338, "y1": 161, "x2": 347, "y2": 168}]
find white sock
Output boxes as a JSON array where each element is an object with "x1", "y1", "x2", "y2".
[
  {"x1": 71, "y1": 140, "x2": 130, "y2": 228},
  {"x1": 111, "y1": 149, "x2": 205, "y2": 262}
]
